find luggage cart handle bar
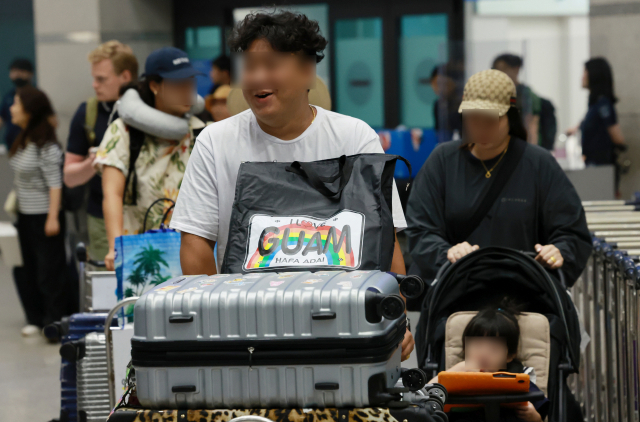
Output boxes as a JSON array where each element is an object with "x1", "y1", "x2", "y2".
[
  {"x1": 229, "y1": 417, "x2": 275, "y2": 422},
  {"x1": 105, "y1": 297, "x2": 139, "y2": 410}
]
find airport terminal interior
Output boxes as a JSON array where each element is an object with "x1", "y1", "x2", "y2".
[{"x1": 1, "y1": 0, "x2": 640, "y2": 421}]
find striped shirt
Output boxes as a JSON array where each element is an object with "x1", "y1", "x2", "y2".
[{"x1": 9, "y1": 141, "x2": 63, "y2": 214}]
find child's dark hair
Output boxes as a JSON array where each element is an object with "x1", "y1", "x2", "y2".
[{"x1": 462, "y1": 297, "x2": 523, "y2": 356}]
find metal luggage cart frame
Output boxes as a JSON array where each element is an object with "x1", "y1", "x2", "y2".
[
  {"x1": 104, "y1": 297, "x2": 139, "y2": 410},
  {"x1": 594, "y1": 242, "x2": 610, "y2": 422},
  {"x1": 76, "y1": 242, "x2": 115, "y2": 313},
  {"x1": 621, "y1": 256, "x2": 640, "y2": 422},
  {"x1": 575, "y1": 201, "x2": 640, "y2": 422}
]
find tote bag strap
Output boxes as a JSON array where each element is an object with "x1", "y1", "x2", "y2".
[
  {"x1": 285, "y1": 155, "x2": 354, "y2": 199},
  {"x1": 141, "y1": 197, "x2": 176, "y2": 233}
]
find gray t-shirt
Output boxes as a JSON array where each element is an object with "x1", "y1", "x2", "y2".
[{"x1": 170, "y1": 106, "x2": 407, "y2": 270}]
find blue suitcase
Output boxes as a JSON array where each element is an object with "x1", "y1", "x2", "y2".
[{"x1": 55, "y1": 313, "x2": 110, "y2": 422}]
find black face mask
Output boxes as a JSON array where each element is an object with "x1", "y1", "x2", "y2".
[{"x1": 11, "y1": 77, "x2": 29, "y2": 88}]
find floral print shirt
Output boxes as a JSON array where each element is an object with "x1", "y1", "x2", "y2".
[{"x1": 94, "y1": 116, "x2": 205, "y2": 235}]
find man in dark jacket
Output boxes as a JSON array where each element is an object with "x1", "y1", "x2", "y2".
[{"x1": 0, "y1": 58, "x2": 34, "y2": 150}]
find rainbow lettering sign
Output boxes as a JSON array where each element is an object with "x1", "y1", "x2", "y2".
[{"x1": 243, "y1": 210, "x2": 365, "y2": 271}]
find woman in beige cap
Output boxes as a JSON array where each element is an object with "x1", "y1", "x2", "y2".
[{"x1": 405, "y1": 69, "x2": 591, "y2": 286}]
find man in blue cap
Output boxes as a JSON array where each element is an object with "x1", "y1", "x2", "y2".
[{"x1": 95, "y1": 46, "x2": 205, "y2": 271}]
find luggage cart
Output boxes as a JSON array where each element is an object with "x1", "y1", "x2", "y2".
[
  {"x1": 583, "y1": 254, "x2": 598, "y2": 422},
  {"x1": 101, "y1": 299, "x2": 449, "y2": 422},
  {"x1": 571, "y1": 268, "x2": 589, "y2": 419},
  {"x1": 594, "y1": 236, "x2": 640, "y2": 242},
  {"x1": 604, "y1": 245, "x2": 625, "y2": 422},
  {"x1": 583, "y1": 200, "x2": 640, "y2": 207},
  {"x1": 76, "y1": 242, "x2": 118, "y2": 313},
  {"x1": 584, "y1": 232, "x2": 640, "y2": 422},
  {"x1": 104, "y1": 297, "x2": 139, "y2": 410},
  {"x1": 584, "y1": 205, "x2": 640, "y2": 213},
  {"x1": 590, "y1": 224, "x2": 640, "y2": 232},
  {"x1": 588, "y1": 215, "x2": 640, "y2": 225},
  {"x1": 592, "y1": 240, "x2": 610, "y2": 422},
  {"x1": 620, "y1": 256, "x2": 640, "y2": 422}
]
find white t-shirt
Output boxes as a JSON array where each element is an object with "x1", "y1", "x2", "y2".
[{"x1": 170, "y1": 106, "x2": 407, "y2": 269}]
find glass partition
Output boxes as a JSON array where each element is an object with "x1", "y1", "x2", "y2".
[
  {"x1": 399, "y1": 14, "x2": 449, "y2": 128},
  {"x1": 185, "y1": 26, "x2": 223, "y2": 97},
  {"x1": 334, "y1": 18, "x2": 384, "y2": 128}
]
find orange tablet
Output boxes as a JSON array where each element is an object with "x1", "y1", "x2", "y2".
[
  {"x1": 438, "y1": 372, "x2": 531, "y2": 413},
  {"x1": 439, "y1": 371, "x2": 530, "y2": 395}
]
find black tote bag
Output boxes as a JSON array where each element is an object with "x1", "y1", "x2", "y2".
[{"x1": 221, "y1": 154, "x2": 410, "y2": 274}]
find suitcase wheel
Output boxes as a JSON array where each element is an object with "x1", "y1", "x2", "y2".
[
  {"x1": 402, "y1": 368, "x2": 428, "y2": 391},
  {"x1": 425, "y1": 383, "x2": 448, "y2": 404},
  {"x1": 398, "y1": 275, "x2": 425, "y2": 299},
  {"x1": 379, "y1": 295, "x2": 406, "y2": 320}
]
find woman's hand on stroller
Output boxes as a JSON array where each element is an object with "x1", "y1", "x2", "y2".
[
  {"x1": 447, "y1": 242, "x2": 479, "y2": 264},
  {"x1": 534, "y1": 244, "x2": 563, "y2": 269},
  {"x1": 401, "y1": 328, "x2": 415, "y2": 361},
  {"x1": 514, "y1": 402, "x2": 542, "y2": 422}
]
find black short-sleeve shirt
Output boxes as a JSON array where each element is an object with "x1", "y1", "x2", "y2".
[
  {"x1": 66, "y1": 100, "x2": 117, "y2": 218},
  {"x1": 581, "y1": 96, "x2": 617, "y2": 165}
]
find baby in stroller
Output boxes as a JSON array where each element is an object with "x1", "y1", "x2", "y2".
[{"x1": 430, "y1": 299, "x2": 550, "y2": 422}]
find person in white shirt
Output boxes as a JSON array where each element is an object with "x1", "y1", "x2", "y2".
[{"x1": 171, "y1": 10, "x2": 414, "y2": 360}]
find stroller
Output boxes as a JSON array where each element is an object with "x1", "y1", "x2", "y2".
[{"x1": 415, "y1": 247, "x2": 582, "y2": 422}]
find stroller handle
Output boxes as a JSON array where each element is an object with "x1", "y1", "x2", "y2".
[
  {"x1": 522, "y1": 251, "x2": 567, "y2": 289},
  {"x1": 433, "y1": 250, "x2": 567, "y2": 289}
]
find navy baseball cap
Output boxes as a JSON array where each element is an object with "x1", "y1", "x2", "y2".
[{"x1": 143, "y1": 47, "x2": 203, "y2": 79}]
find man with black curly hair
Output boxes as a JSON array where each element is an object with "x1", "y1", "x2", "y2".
[{"x1": 171, "y1": 11, "x2": 413, "y2": 360}]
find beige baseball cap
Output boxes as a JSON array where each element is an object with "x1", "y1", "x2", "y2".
[
  {"x1": 458, "y1": 69, "x2": 516, "y2": 117},
  {"x1": 212, "y1": 84, "x2": 231, "y2": 100}
]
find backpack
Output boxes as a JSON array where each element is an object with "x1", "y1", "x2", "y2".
[
  {"x1": 538, "y1": 97, "x2": 557, "y2": 151},
  {"x1": 84, "y1": 97, "x2": 99, "y2": 145},
  {"x1": 63, "y1": 98, "x2": 100, "y2": 212},
  {"x1": 123, "y1": 125, "x2": 204, "y2": 205}
]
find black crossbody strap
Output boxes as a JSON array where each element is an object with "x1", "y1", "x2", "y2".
[{"x1": 457, "y1": 138, "x2": 527, "y2": 242}]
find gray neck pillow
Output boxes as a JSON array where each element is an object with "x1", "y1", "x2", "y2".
[{"x1": 115, "y1": 88, "x2": 205, "y2": 140}]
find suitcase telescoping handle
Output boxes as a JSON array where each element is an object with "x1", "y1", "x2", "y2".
[{"x1": 105, "y1": 296, "x2": 139, "y2": 409}]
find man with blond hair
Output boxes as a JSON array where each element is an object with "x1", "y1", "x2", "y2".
[{"x1": 63, "y1": 40, "x2": 138, "y2": 261}]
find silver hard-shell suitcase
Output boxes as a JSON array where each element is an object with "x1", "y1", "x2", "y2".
[
  {"x1": 76, "y1": 332, "x2": 112, "y2": 422},
  {"x1": 132, "y1": 271, "x2": 411, "y2": 409}
]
